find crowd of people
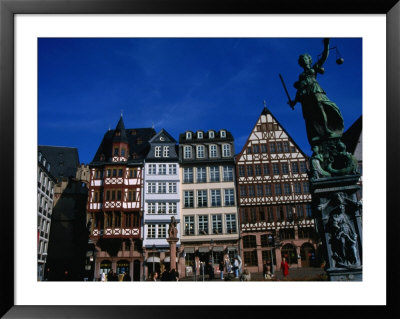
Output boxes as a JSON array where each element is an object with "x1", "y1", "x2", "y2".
[{"x1": 100, "y1": 269, "x2": 131, "y2": 281}]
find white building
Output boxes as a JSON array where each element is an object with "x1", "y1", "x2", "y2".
[{"x1": 143, "y1": 129, "x2": 181, "y2": 278}]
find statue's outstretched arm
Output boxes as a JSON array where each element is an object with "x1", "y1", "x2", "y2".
[{"x1": 316, "y1": 38, "x2": 330, "y2": 68}]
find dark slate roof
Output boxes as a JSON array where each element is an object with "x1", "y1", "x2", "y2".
[
  {"x1": 38, "y1": 145, "x2": 80, "y2": 182},
  {"x1": 178, "y1": 129, "x2": 234, "y2": 144},
  {"x1": 149, "y1": 128, "x2": 177, "y2": 144},
  {"x1": 342, "y1": 116, "x2": 362, "y2": 154},
  {"x1": 91, "y1": 127, "x2": 156, "y2": 164},
  {"x1": 113, "y1": 116, "x2": 128, "y2": 143}
]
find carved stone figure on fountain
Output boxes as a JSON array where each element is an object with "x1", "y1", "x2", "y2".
[{"x1": 168, "y1": 216, "x2": 178, "y2": 239}]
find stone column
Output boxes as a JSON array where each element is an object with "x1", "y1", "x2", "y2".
[{"x1": 167, "y1": 237, "x2": 179, "y2": 271}]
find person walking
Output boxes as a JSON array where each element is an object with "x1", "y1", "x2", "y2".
[
  {"x1": 219, "y1": 260, "x2": 224, "y2": 280},
  {"x1": 233, "y1": 258, "x2": 239, "y2": 278},
  {"x1": 152, "y1": 272, "x2": 159, "y2": 281},
  {"x1": 281, "y1": 257, "x2": 289, "y2": 278}
]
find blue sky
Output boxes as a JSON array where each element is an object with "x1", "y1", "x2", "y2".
[{"x1": 38, "y1": 38, "x2": 362, "y2": 164}]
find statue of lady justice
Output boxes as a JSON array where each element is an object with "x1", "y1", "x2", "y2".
[{"x1": 288, "y1": 38, "x2": 344, "y2": 146}]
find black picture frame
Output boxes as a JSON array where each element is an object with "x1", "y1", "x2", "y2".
[{"x1": 1, "y1": 0, "x2": 398, "y2": 318}]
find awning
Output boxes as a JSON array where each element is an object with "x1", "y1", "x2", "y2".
[
  {"x1": 212, "y1": 246, "x2": 224, "y2": 252},
  {"x1": 198, "y1": 247, "x2": 210, "y2": 253},
  {"x1": 183, "y1": 247, "x2": 195, "y2": 253},
  {"x1": 146, "y1": 257, "x2": 160, "y2": 263},
  {"x1": 163, "y1": 256, "x2": 170, "y2": 263},
  {"x1": 227, "y1": 246, "x2": 238, "y2": 251}
]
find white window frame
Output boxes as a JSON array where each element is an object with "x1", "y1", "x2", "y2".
[
  {"x1": 168, "y1": 182, "x2": 177, "y2": 193},
  {"x1": 158, "y1": 164, "x2": 167, "y2": 175},
  {"x1": 158, "y1": 182, "x2": 167, "y2": 194},
  {"x1": 163, "y1": 146, "x2": 170, "y2": 157},
  {"x1": 168, "y1": 164, "x2": 177, "y2": 175},
  {"x1": 222, "y1": 144, "x2": 231, "y2": 157},
  {"x1": 197, "y1": 145, "x2": 205, "y2": 158},
  {"x1": 183, "y1": 167, "x2": 193, "y2": 183},
  {"x1": 220, "y1": 130, "x2": 226, "y2": 138},
  {"x1": 186, "y1": 132, "x2": 192, "y2": 139},
  {"x1": 158, "y1": 224, "x2": 167, "y2": 238},
  {"x1": 211, "y1": 189, "x2": 221, "y2": 207},
  {"x1": 209, "y1": 145, "x2": 217, "y2": 158},
  {"x1": 155, "y1": 146, "x2": 161, "y2": 157},
  {"x1": 197, "y1": 131, "x2": 203, "y2": 139},
  {"x1": 148, "y1": 203, "x2": 156, "y2": 214},
  {"x1": 147, "y1": 225, "x2": 156, "y2": 238},
  {"x1": 208, "y1": 131, "x2": 215, "y2": 138},
  {"x1": 184, "y1": 146, "x2": 192, "y2": 159},
  {"x1": 168, "y1": 202, "x2": 177, "y2": 214},
  {"x1": 158, "y1": 202, "x2": 166, "y2": 214},
  {"x1": 148, "y1": 164, "x2": 157, "y2": 175},
  {"x1": 147, "y1": 182, "x2": 156, "y2": 194},
  {"x1": 224, "y1": 189, "x2": 235, "y2": 206}
]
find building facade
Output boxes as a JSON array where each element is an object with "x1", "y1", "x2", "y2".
[
  {"x1": 143, "y1": 129, "x2": 181, "y2": 278},
  {"x1": 87, "y1": 116, "x2": 155, "y2": 281},
  {"x1": 37, "y1": 150, "x2": 56, "y2": 281},
  {"x1": 179, "y1": 129, "x2": 239, "y2": 277},
  {"x1": 236, "y1": 107, "x2": 317, "y2": 274}
]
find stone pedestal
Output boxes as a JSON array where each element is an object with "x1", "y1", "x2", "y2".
[
  {"x1": 311, "y1": 174, "x2": 362, "y2": 281},
  {"x1": 167, "y1": 237, "x2": 179, "y2": 271}
]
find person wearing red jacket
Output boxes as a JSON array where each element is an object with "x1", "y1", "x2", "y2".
[{"x1": 281, "y1": 257, "x2": 289, "y2": 277}]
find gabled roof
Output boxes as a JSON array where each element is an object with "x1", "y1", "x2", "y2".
[
  {"x1": 38, "y1": 145, "x2": 80, "y2": 182},
  {"x1": 149, "y1": 128, "x2": 177, "y2": 144},
  {"x1": 342, "y1": 116, "x2": 362, "y2": 154},
  {"x1": 91, "y1": 127, "x2": 156, "y2": 164},
  {"x1": 236, "y1": 106, "x2": 309, "y2": 161}
]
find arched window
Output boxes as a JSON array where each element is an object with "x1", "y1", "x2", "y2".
[{"x1": 281, "y1": 244, "x2": 298, "y2": 264}]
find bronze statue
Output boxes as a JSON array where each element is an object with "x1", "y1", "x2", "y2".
[{"x1": 289, "y1": 38, "x2": 344, "y2": 146}]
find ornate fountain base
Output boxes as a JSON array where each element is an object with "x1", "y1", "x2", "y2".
[{"x1": 311, "y1": 174, "x2": 362, "y2": 281}]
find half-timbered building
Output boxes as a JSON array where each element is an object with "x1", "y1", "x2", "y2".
[
  {"x1": 236, "y1": 106, "x2": 317, "y2": 274},
  {"x1": 179, "y1": 129, "x2": 239, "y2": 277},
  {"x1": 143, "y1": 129, "x2": 181, "y2": 278},
  {"x1": 87, "y1": 116, "x2": 156, "y2": 281}
]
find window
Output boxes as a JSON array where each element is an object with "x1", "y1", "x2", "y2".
[
  {"x1": 106, "y1": 169, "x2": 111, "y2": 177},
  {"x1": 253, "y1": 144, "x2": 260, "y2": 153},
  {"x1": 240, "y1": 185, "x2": 247, "y2": 197},
  {"x1": 117, "y1": 190, "x2": 122, "y2": 201},
  {"x1": 128, "y1": 190, "x2": 136, "y2": 202},
  {"x1": 147, "y1": 182, "x2": 156, "y2": 194},
  {"x1": 296, "y1": 204, "x2": 304, "y2": 219},
  {"x1": 184, "y1": 191, "x2": 194, "y2": 208},
  {"x1": 147, "y1": 225, "x2": 156, "y2": 238},
  {"x1": 114, "y1": 148, "x2": 119, "y2": 156},
  {"x1": 105, "y1": 212, "x2": 113, "y2": 227},
  {"x1": 286, "y1": 206, "x2": 293, "y2": 221},
  {"x1": 274, "y1": 184, "x2": 282, "y2": 195},
  {"x1": 183, "y1": 168, "x2": 193, "y2": 183},
  {"x1": 184, "y1": 146, "x2": 192, "y2": 159},
  {"x1": 291, "y1": 162, "x2": 299, "y2": 174},
  {"x1": 121, "y1": 148, "x2": 126, "y2": 157},
  {"x1": 163, "y1": 146, "x2": 170, "y2": 157},
  {"x1": 148, "y1": 164, "x2": 157, "y2": 175},
  {"x1": 114, "y1": 211, "x2": 121, "y2": 227},
  {"x1": 168, "y1": 202, "x2": 177, "y2": 214},
  {"x1": 255, "y1": 164, "x2": 262, "y2": 176},
  {"x1": 186, "y1": 132, "x2": 192, "y2": 139},
  {"x1": 247, "y1": 147, "x2": 252, "y2": 154},
  {"x1": 300, "y1": 161, "x2": 308, "y2": 173},
  {"x1": 303, "y1": 182, "x2": 310, "y2": 193},
  {"x1": 111, "y1": 190, "x2": 116, "y2": 200},
  {"x1": 168, "y1": 164, "x2": 177, "y2": 175},
  {"x1": 197, "y1": 190, "x2": 208, "y2": 208},
  {"x1": 209, "y1": 131, "x2": 215, "y2": 138},
  {"x1": 197, "y1": 131, "x2": 203, "y2": 139},
  {"x1": 265, "y1": 184, "x2": 272, "y2": 196},
  {"x1": 118, "y1": 169, "x2": 123, "y2": 177},
  {"x1": 272, "y1": 163, "x2": 280, "y2": 175},
  {"x1": 211, "y1": 189, "x2": 221, "y2": 207},
  {"x1": 267, "y1": 207, "x2": 274, "y2": 222},
  {"x1": 280, "y1": 229, "x2": 295, "y2": 240},
  {"x1": 212, "y1": 215, "x2": 222, "y2": 234},
  {"x1": 270, "y1": 143, "x2": 276, "y2": 153},
  {"x1": 243, "y1": 235, "x2": 257, "y2": 248},
  {"x1": 238, "y1": 166, "x2": 245, "y2": 177},
  {"x1": 168, "y1": 183, "x2": 177, "y2": 193},
  {"x1": 95, "y1": 170, "x2": 102, "y2": 179},
  {"x1": 158, "y1": 202, "x2": 166, "y2": 214},
  {"x1": 105, "y1": 190, "x2": 110, "y2": 201},
  {"x1": 240, "y1": 208, "x2": 248, "y2": 223},
  {"x1": 244, "y1": 251, "x2": 258, "y2": 267},
  {"x1": 112, "y1": 169, "x2": 117, "y2": 177},
  {"x1": 276, "y1": 206, "x2": 284, "y2": 221},
  {"x1": 256, "y1": 184, "x2": 264, "y2": 197},
  {"x1": 220, "y1": 130, "x2": 226, "y2": 138},
  {"x1": 209, "y1": 166, "x2": 220, "y2": 182},
  {"x1": 197, "y1": 145, "x2": 205, "y2": 158},
  {"x1": 263, "y1": 164, "x2": 270, "y2": 175},
  {"x1": 283, "y1": 142, "x2": 290, "y2": 152},
  {"x1": 158, "y1": 224, "x2": 167, "y2": 238},
  {"x1": 158, "y1": 164, "x2": 167, "y2": 175},
  {"x1": 223, "y1": 166, "x2": 233, "y2": 181},
  {"x1": 222, "y1": 144, "x2": 231, "y2": 157},
  {"x1": 129, "y1": 168, "x2": 138, "y2": 178},
  {"x1": 277, "y1": 142, "x2": 283, "y2": 153},
  {"x1": 197, "y1": 167, "x2": 207, "y2": 183},
  {"x1": 198, "y1": 215, "x2": 209, "y2": 234},
  {"x1": 294, "y1": 183, "x2": 302, "y2": 194},
  {"x1": 281, "y1": 163, "x2": 289, "y2": 174},
  {"x1": 226, "y1": 214, "x2": 237, "y2": 233},
  {"x1": 248, "y1": 185, "x2": 255, "y2": 197},
  {"x1": 284, "y1": 183, "x2": 291, "y2": 195},
  {"x1": 224, "y1": 189, "x2": 235, "y2": 206},
  {"x1": 261, "y1": 144, "x2": 268, "y2": 153},
  {"x1": 155, "y1": 146, "x2": 161, "y2": 157},
  {"x1": 209, "y1": 145, "x2": 217, "y2": 158},
  {"x1": 246, "y1": 165, "x2": 253, "y2": 177},
  {"x1": 184, "y1": 216, "x2": 195, "y2": 235},
  {"x1": 148, "y1": 203, "x2": 156, "y2": 214},
  {"x1": 306, "y1": 204, "x2": 313, "y2": 218},
  {"x1": 158, "y1": 182, "x2": 167, "y2": 194}
]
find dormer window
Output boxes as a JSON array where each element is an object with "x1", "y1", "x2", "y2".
[
  {"x1": 114, "y1": 148, "x2": 119, "y2": 156},
  {"x1": 184, "y1": 146, "x2": 192, "y2": 159},
  {"x1": 115, "y1": 131, "x2": 120, "y2": 136},
  {"x1": 209, "y1": 131, "x2": 215, "y2": 139},
  {"x1": 43, "y1": 159, "x2": 46, "y2": 167},
  {"x1": 155, "y1": 146, "x2": 161, "y2": 157},
  {"x1": 163, "y1": 146, "x2": 170, "y2": 157},
  {"x1": 197, "y1": 145, "x2": 205, "y2": 158},
  {"x1": 38, "y1": 152, "x2": 42, "y2": 162},
  {"x1": 197, "y1": 131, "x2": 203, "y2": 139},
  {"x1": 220, "y1": 130, "x2": 226, "y2": 138},
  {"x1": 121, "y1": 148, "x2": 126, "y2": 157},
  {"x1": 186, "y1": 132, "x2": 192, "y2": 139},
  {"x1": 46, "y1": 163, "x2": 51, "y2": 172}
]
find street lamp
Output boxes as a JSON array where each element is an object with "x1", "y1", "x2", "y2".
[
  {"x1": 152, "y1": 244, "x2": 156, "y2": 275},
  {"x1": 267, "y1": 234, "x2": 275, "y2": 275}
]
